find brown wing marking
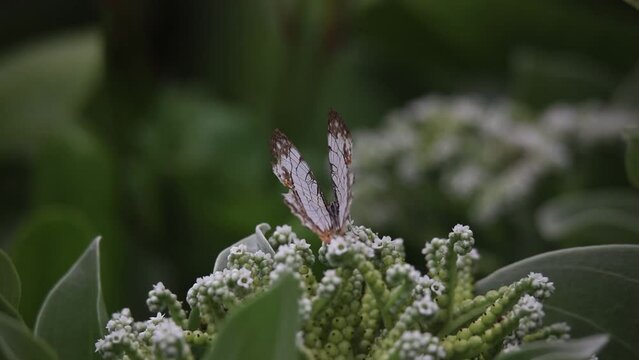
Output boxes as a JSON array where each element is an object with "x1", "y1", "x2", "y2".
[
  {"x1": 271, "y1": 129, "x2": 333, "y2": 240},
  {"x1": 327, "y1": 110, "x2": 354, "y2": 232}
]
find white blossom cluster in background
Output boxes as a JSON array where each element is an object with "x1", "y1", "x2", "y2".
[{"x1": 354, "y1": 95, "x2": 637, "y2": 224}]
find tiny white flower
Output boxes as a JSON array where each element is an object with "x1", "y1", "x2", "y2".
[
  {"x1": 230, "y1": 244, "x2": 247, "y2": 256},
  {"x1": 236, "y1": 269, "x2": 253, "y2": 289},
  {"x1": 328, "y1": 236, "x2": 349, "y2": 256}
]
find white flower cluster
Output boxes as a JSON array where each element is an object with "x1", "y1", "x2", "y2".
[
  {"x1": 270, "y1": 242, "x2": 308, "y2": 287},
  {"x1": 96, "y1": 222, "x2": 576, "y2": 360},
  {"x1": 316, "y1": 269, "x2": 342, "y2": 299},
  {"x1": 270, "y1": 262, "x2": 301, "y2": 285},
  {"x1": 291, "y1": 238, "x2": 315, "y2": 265},
  {"x1": 95, "y1": 330, "x2": 140, "y2": 359},
  {"x1": 227, "y1": 246, "x2": 273, "y2": 281},
  {"x1": 449, "y1": 224, "x2": 475, "y2": 255},
  {"x1": 527, "y1": 272, "x2": 555, "y2": 300},
  {"x1": 386, "y1": 263, "x2": 421, "y2": 287},
  {"x1": 412, "y1": 275, "x2": 441, "y2": 299},
  {"x1": 503, "y1": 295, "x2": 569, "y2": 351},
  {"x1": 268, "y1": 224, "x2": 299, "y2": 249},
  {"x1": 324, "y1": 233, "x2": 375, "y2": 266},
  {"x1": 96, "y1": 309, "x2": 142, "y2": 359},
  {"x1": 422, "y1": 238, "x2": 448, "y2": 277},
  {"x1": 298, "y1": 297, "x2": 312, "y2": 322},
  {"x1": 351, "y1": 224, "x2": 377, "y2": 243},
  {"x1": 106, "y1": 308, "x2": 135, "y2": 332},
  {"x1": 137, "y1": 313, "x2": 166, "y2": 344},
  {"x1": 96, "y1": 310, "x2": 193, "y2": 360},
  {"x1": 502, "y1": 295, "x2": 545, "y2": 349},
  {"x1": 354, "y1": 95, "x2": 637, "y2": 224},
  {"x1": 274, "y1": 244, "x2": 303, "y2": 269},
  {"x1": 413, "y1": 294, "x2": 439, "y2": 319},
  {"x1": 229, "y1": 244, "x2": 248, "y2": 257},
  {"x1": 513, "y1": 295, "x2": 544, "y2": 333},
  {"x1": 393, "y1": 331, "x2": 446, "y2": 360},
  {"x1": 146, "y1": 282, "x2": 187, "y2": 326},
  {"x1": 371, "y1": 235, "x2": 404, "y2": 252},
  {"x1": 456, "y1": 248, "x2": 480, "y2": 267},
  {"x1": 151, "y1": 319, "x2": 192, "y2": 360},
  {"x1": 186, "y1": 268, "x2": 254, "y2": 323}
]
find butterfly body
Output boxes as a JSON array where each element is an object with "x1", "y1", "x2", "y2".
[{"x1": 271, "y1": 110, "x2": 353, "y2": 243}]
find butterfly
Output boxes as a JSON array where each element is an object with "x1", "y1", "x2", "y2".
[{"x1": 270, "y1": 110, "x2": 353, "y2": 243}]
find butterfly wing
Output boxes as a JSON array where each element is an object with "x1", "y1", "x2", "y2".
[
  {"x1": 271, "y1": 129, "x2": 334, "y2": 241},
  {"x1": 327, "y1": 110, "x2": 354, "y2": 231}
]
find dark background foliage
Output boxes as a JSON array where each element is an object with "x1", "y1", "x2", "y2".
[{"x1": 0, "y1": 0, "x2": 638, "y2": 325}]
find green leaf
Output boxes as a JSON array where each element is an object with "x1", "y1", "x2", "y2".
[
  {"x1": 477, "y1": 245, "x2": 639, "y2": 359},
  {"x1": 510, "y1": 49, "x2": 615, "y2": 108},
  {"x1": 0, "y1": 250, "x2": 21, "y2": 310},
  {"x1": 537, "y1": 190, "x2": 639, "y2": 243},
  {"x1": 34, "y1": 237, "x2": 107, "y2": 360},
  {"x1": 0, "y1": 295, "x2": 22, "y2": 322},
  {"x1": 495, "y1": 334, "x2": 608, "y2": 360},
  {"x1": 0, "y1": 30, "x2": 102, "y2": 155},
  {"x1": 213, "y1": 223, "x2": 275, "y2": 272},
  {"x1": 10, "y1": 206, "x2": 95, "y2": 326},
  {"x1": 32, "y1": 124, "x2": 118, "y2": 240},
  {"x1": 203, "y1": 275, "x2": 301, "y2": 360},
  {"x1": 623, "y1": 0, "x2": 639, "y2": 10},
  {"x1": 31, "y1": 123, "x2": 123, "y2": 313},
  {"x1": 0, "y1": 313, "x2": 56, "y2": 360},
  {"x1": 624, "y1": 129, "x2": 639, "y2": 188},
  {"x1": 0, "y1": 250, "x2": 22, "y2": 321}
]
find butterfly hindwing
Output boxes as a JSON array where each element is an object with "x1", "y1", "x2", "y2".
[
  {"x1": 271, "y1": 129, "x2": 333, "y2": 239},
  {"x1": 327, "y1": 110, "x2": 354, "y2": 231}
]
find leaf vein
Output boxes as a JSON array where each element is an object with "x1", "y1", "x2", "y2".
[{"x1": 545, "y1": 305, "x2": 638, "y2": 357}]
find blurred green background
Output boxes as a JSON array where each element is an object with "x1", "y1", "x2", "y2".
[{"x1": 1, "y1": 0, "x2": 638, "y2": 326}]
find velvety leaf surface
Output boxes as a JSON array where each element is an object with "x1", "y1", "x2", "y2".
[
  {"x1": 623, "y1": 0, "x2": 639, "y2": 10},
  {"x1": 477, "y1": 245, "x2": 639, "y2": 359},
  {"x1": 9, "y1": 206, "x2": 94, "y2": 326},
  {"x1": 0, "y1": 250, "x2": 20, "y2": 310},
  {"x1": 0, "y1": 295, "x2": 22, "y2": 322},
  {"x1": 495, "y1": 334, "x2": 609, "y2": 360},
  {"x1": 0, "y1": 30, "x2": 101, "y2": 155},
  {"x1": 0, "y1": 249, "x2": 22, "y2": 321},
  {"x1": 625, "y1": 129, "x2": 639, "y2": 188},
  {"x1": 0, "y1": 313, "x2": 56, "y2": 360},
  {"x1": 537, "y1": 190, "x2": 639, "y2": 244},
  {"x1": 34, "y1": 237, "x2": 107, "y2": 360},
  {"x1": 31, "y1": 122, "x2": 123, "y2": 313},
  {"x1": 203, "y1": 275, "x2": 301, "y2": 360}
]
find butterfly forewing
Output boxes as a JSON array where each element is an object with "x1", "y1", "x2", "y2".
[
  {"x1": 327, "y1": 110, "x2": 354, "y2": 231},
  {"x1": 271, "y1": 129, "x2": 333, "y2": 239}
]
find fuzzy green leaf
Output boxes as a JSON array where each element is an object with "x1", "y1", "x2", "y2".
[
  {"x1": 0, "y1": 254, "x2": 22, "y2": 321},
  {"x1": 34, "y1": 237, "x2": 108, "y2": 360},
  {"x1": 495, "y1": 334, "x2": 608, "y2": 360},
  {"x1": 624, "y1": 129, "x2": 639, "y2": 188},
  {"x1": 477, "y1": 245, "x2": 639, "y2": 359},
  {"x1": 0, "y1": 250, "x2": 21, "y2": 311},
  {"x1": 537, "y1": 190, "x2": 639, "y2": 243},
  {"x1": 0, "y1": 295, "x2": 22, "y2": 322},
  {"x1": 10, "y1": 206, "x2": 95, "y2": 326},
  {"x1": 0, "y1": 313, "x2": 57, "y2": 360},
  {"x1": 623, "y1": 0, "x2": 639, "y2": 10},
  {"x1": 0, "y1": 30, "x2": 101, "y2": 155},
  {"x1": 203, "y1": 275, "x2": 301, "y2": 360}
]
